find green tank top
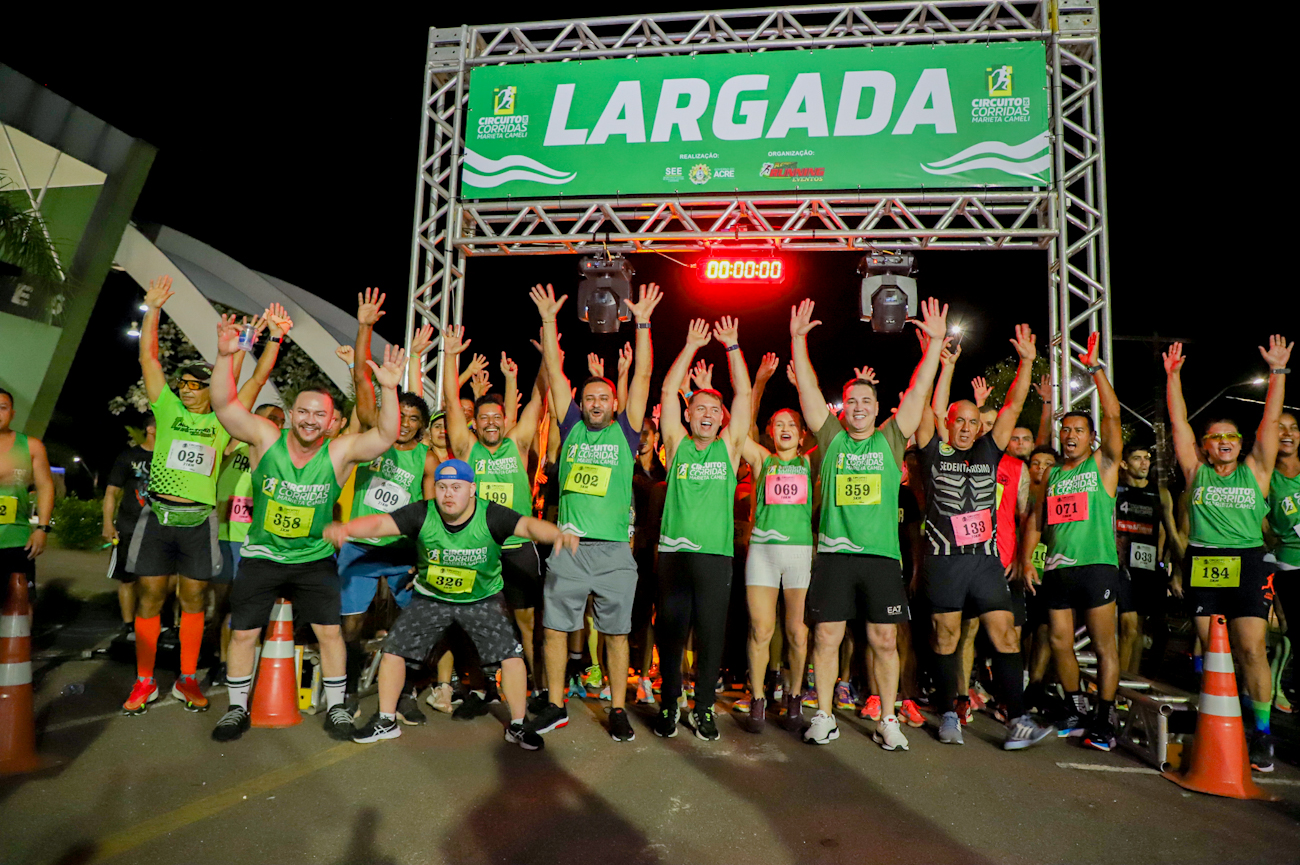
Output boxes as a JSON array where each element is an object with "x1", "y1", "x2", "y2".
[
  {"x1": 557, "y1": 417, "x2": 635, "y2": 542},
  {"x1": 470, "y1": 438, "x2": 530, "y2": 548},
  {"x1": 349, "y1": 442, "x2": 429, "y2": 547},
  {"x1": 241, "y1": 432, "x2": 341, "y2": 564},
  {"x1": 659, "y1": 437, "x2": 736, "y2": 556},
  {"x1": 752, "y1": 454, "x2": 814, "y2": 546},
  {"x1": 1188, "y1": 462, "x2": 1266, "y2": 549},
  {"x1": 0, "y1": 433, "x2": 32, "y2": 550},
  {"x1": 216, "y1": 443, "x2": 254, "y2": 543},
  {"x1": 412, "y1": 500, "x2": 502, "y2": 604},
  {"x1": 148, "y1": 387, "x2": 231, "y2": 506},
  {"x1": 1043, "y1": 453, "x2": 1117, "y2": 570},
  {"x1": 817, "y1": 428, "x2": 903, "y2": 559},
  {"x1": 1268, "y1": 469, "x2": 1300, "y2": 566}
]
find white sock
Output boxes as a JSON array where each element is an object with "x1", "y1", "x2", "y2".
[
  {"x1": 380, "y1": 711, "x2": 396, "y2": 721},
  {"x1": 323, "y1": 676, "x2": 347, "y2": 709},
  {"x1": 227, "y1": 675, "x2": 252, "y2": 710},
  {"x1": 511, "y1": 715, "x2": 525, "y2": 725}
]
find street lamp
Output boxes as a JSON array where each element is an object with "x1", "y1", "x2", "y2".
[{"x1": 1188, "y1": 378, "x2": 1267, "y2": 421}]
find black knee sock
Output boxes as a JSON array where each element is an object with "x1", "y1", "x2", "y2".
[
  {"x1": 345, "y1": 641, "x2": 364, "y2": 694},
  {"x1": 992, "y1": 651, "x2": 1025, "y2": 720},
  {"x1": 937, "y1": 651, "x2": 963, "y2": 712}
]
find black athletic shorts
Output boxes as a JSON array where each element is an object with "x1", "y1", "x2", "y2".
[
  {"x1": 923, "y1": 555, "x2": 1012, "y2": 616},
  {"x1": 1042, "y1": 563, "x2": 1120, "y2": 611},
  {"x1": 125, "y1": 507, "x2": 220, "y2": 581},
  {"x1": 1024, "y1": 582, "x2": 1050, "y2": 629},
  {"x1": 500, "y1": 543, "x2": 542, "y2": 611},
  {"x1": 384, "y1": 592, "x2": 523, "y2": 667},
  {"x1": 1184, "y1": 545, "x2": 1273, "y2": 621},
  {"x1": 1009, "y1": 581, "x2": 1026, "y2": 628},
  {"x1": 1117, "y1": 566, "x2": 1167, "y2": 617},
  {"x1": 807, "y1": 552, "x2": 909, "y2": 625},
  {"x1": 229, "y1": 555, "x2": 341, "y2": 630}
]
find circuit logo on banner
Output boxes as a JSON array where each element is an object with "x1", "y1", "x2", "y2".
[{"x1": 462, "y1": 43, "x2": 1049, "y2": 197}]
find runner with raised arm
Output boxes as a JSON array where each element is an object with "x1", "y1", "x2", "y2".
[
  {"x1": 0, "y1": 389, "x2": 54, "y2": 620},
  {"x1": 1266, "y1": 412, "x2": 1300, "y2": 715},
  {"x1": 1165, "y1": 335, "x2": 1292, "y2": 771},
  {"x1": 792, "y1": 297, "x2": 947, "y2": 750}
]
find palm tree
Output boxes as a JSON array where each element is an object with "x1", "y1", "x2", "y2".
[{"x1": 0, "y1": 168, "x2": 64, "y2": 283}]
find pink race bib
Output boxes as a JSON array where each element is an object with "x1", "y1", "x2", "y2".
[
  {"x1": 1047, "y1": 492, "x2": 1089, "y2": 525},
  {"x1": 229, "y1": 496, "x2": 254, "y2": 524},
  {"x1": 950, "y1": 509, "x2": 993, "y2": 545},
  {"x1": 764, "y1": 473, "x2": 808, "y2": 505}
]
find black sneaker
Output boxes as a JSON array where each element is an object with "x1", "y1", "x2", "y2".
[
  {"x1": 653, "y1": 704, "x2": 680, "y2": 738},
  {"x1": 1082, "y1": 718, "x2": 1116, "y2": 752},
  {"x1": 525, "y1": 701, "x2": 568, "y2": 735},
  {"x1": 325, "y1": 704, "x2": 357, "y2": 740},
  {"x1": 343, "y1": 694, "x2": 362, "y2": 721},
  {"x1": 608, "y1": 707, "x2": 635, "y2": 742},
  {"x1": 506, "y1": 721, "x2": 544, "y2": 751},
  {"x1": 453, "y1": 690, "x2": 493, "y2": 721},
  {"x1": 1250, "y1": 732, "x2": 1276, "y2": 773},
  {"x1": 690, "y1": 705, "x2": 720, "y2": 741},
  {"x1": 527, "y1": 688, "x2": 550, "y2": 715},
  {"x1": 211, "y1": 706, "x2": 250, "y2": 742},
  {"x1": 396, "y1": 691, "x2": 427, "y2": 726},
  {"x1": 353, "y1": 713, "x2": 401, "y2": 743},
  {"x1": 203, "y1": 662, "x2": 227, "y2": 689}
]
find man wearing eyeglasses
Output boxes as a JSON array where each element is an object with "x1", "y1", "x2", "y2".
[{"x1": 122, "y1": 276, "x2": 285, "y2": 717}]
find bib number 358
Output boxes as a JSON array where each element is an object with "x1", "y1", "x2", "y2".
[{"x1": 264, "y1": 500, "x2": 313, "y2": 538}]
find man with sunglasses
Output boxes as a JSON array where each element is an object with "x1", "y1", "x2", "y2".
[
  {"x1": 122, "y1": 276, "x2": 286, "y2": 716},
  {"x1": 1165, "y1": 335, "x2": 1293, "y2": 772}
]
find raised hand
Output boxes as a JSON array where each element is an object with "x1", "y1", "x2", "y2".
[
  {"x1": 216, "y1": 314, "x2": 243, "y2": 357},
  {"x1": 625, "y1": 282, "x2": 663, "y2": 323},
  {"x1": 587, "y1": 352, "x2": 605, "y2": 378},
  {"x1": 470, "y1": 370, "x2": 491, "y2": 399},
  {"x1": 1010, "y1": 323, "x2": 1036, "y2": 362},
  {"x1": 786, "y1": 361, "x2": 797, "y2": 386},
  {"x1": 443, "y1": 325, "x2": 471, "y2": 357},
  {"x1": 790, "y1": 299, "x2": 821, "y2": 338},
  {"x1": 1260, "y1": 334, "x2": 1294, "y2": 370},
  {"x1": 1078, "y1": 331, "x2": 1101, "y2": 368},
  {"x1": 685, "y1": 318, "x2": 712, "y2": 350},
  {"x1": 529, "y1": 283, "x2": 568, "y2": 321},
  {"x1": 409, "y1": 323, "x2": 436, "y2": 358},
  {"x1": 712, "y1": 315, "x2": 740, "y2": 347},
  {"x1": 853, "y1": 365, "x2": 878, "y2": 385},
  {"x1": 1162, "y1": 342, "x2": 1186, "y2": 375},
  {"x1": 323, "y1": 521, "x2": 349, "y2": 551},
  {"x1": 335, "y1": 345, "x2": 355, "y2": 365},
  {"x1": 357, "y1": 287, "x2": 386, "y2": 326},
  {"x1": 940, "y1": 342, "x2": 962, "y2": 368},
  {"x1": 971, "y1": 376, "x2": 992, "y2": 407},
  {"x1": 368, "y1": 344, "x2": 407, "y2": 389},
  {"x1": 500, "y1": 352, "x2": 518, "y2": 380},
  {"x1": 911, "y1": 296, "x2": 949, "y2": 341},
  {"x1": 465, "y1": 353, "x2": 489, "y2": 380},
  {"x1": 756, "y1": 352, "x2": 780, "y2": 384},
  {"x1": 1034, "y1": 373, "x2": 1052, "y2": 402},
  {"x1": 692, "y1": 359, "x2": 714, "y2": 390},
  {"x1": 617, "y1": 342, "x2": 633, "y2": 376},
  {"x1": 264, "y1": 302, "x2": 293, "y2": 338},
  {"x1": 144, "y1": 275, "x2": 174, "y2": 310}
]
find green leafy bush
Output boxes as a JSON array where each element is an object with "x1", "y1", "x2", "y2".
[{"x1": 52, "y1": 495, "x2": 105, "y2": 550}]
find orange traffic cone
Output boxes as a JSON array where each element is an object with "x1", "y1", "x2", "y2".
[
  {"x1": 0, "y1": 572, "x2": 40, "y2": 773},
  {"x1": 249, "y1": 599, "x2": 302, "y2": 728},
  {"x1": 1164, "y1": 615, "x2": 1274, "y2": 800}
]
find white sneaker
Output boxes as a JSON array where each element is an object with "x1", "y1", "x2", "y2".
[
  {"x1": 872, "y1": 716, "x2": 910, "y2": 751},
  {"x1": 803, "y1": 710, "x2": 839, "y2": 745},
  {"x1": 637, "y1": 678, "x2": 656, "y2": 704}
]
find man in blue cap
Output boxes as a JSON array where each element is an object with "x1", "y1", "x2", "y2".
[{"x1": 324, "y1": 459, "x2": 579, "y2": 750}]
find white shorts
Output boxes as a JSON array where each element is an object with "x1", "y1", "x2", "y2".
[{"x1": 745, "y1": 543, "x2": 813, "y2": 590}]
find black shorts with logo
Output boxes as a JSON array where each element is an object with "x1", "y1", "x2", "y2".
[
  {"x1": 923, "y1": 554, "x2": 1012, "y2": 616},
  {"x1": 1117, "y1": 566, "x2": 1167, "y2": 617},
  {"x1": 1184, "y1": 545, "x2": 1273, "y2": 621},
  {"x1": 125, "y1": 508, "x2": 220, "y2": 581},
  {"x1": 1042, "y1": 563, "x2": 1120, "y2": 611},
  {"x1": 807, "y1": 552, "x2": 909, "y2": 625},
  {"x1": 229, "y1": 555, "x2": 341, "y2": 630},
  {"x1": 384, "y1": 592, "x2": 523, "y2": 667},
  {"x1": 500, "y1": 542, "x2": 542, "y2": 611}
]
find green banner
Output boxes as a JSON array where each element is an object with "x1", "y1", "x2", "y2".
[{"x1": 462, "y1": 42, "x2": 1049, "y2": 199}]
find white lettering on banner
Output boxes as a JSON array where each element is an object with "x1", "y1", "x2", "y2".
[
  {"x1": 837, "y1": 451, "x2": 885, "y2": 472},
  {"x1": 651, "y1": 79, "x2": 710, "y2": 142},
  {"x1": 892, "y1": 69, "x2": 956, "y2": 135},
  {"x1": 429, "y1": 547, "x2": 489, "y2": 568},
  {"x1": 544, "y1": 83, "x2": 588, "y2": 146},
  {"x1": 587, "y1": 81, "x2": 646, "y2": 144},
  {"x1": 766, "y1": 73, "x2": 828, "y2": 138},
  {"x1": 833, "y1": 70, "x2": 896, "y2": 136},
  {"x1": 272, "y1": 480, "x2": 333, "y2": 507},
  {"x1": 713, "y1": 74, "x2": 770, "y2": 141},
  {"x1": 477, "y1": 115, "x2": 531, "y2": 140}
]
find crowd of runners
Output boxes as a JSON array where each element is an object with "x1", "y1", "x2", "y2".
[{"x1": 2, "y1": 276, "x2": 1293, "y2": 771}]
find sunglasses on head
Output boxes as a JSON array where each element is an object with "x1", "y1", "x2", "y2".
[
  {"x1": 1203, "y1": 432, "x2": 1241, "y2": 442},
  {"x1": 178, "y1": 378, "x2": 209, "y2": 391}
]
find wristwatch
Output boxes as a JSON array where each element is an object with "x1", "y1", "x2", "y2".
[
  {"x1": 35, "y1": 524, "x2": 52, "y2": 533},
  {"x1": 636, "y1": 322, "x2": 651, "y2": 329},
  {"x1": 1086, "y1": 364, "x2": 1103, "y2": 374},
  {"x1": 270, "y1": 336, "x2": 284, "y2": 344},
  {"x1": 1273, "y1": 368, "x2": 1291, "y2": 375}
]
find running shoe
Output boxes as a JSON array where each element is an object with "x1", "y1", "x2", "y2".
[
  {"x1": 527, "y1": 688, "x2": 550, "y2": 715},
  {"x1": 804, "y1": 710, "x2": 839, "y2": 745},
  {"x1": 506, "y1": 721, "x2": 544, "y2": 751},
  {"x1": 608, "y1": 707, "x2": 636, "y2": 742},
  {"x1": 636, "y1": 678, "x2": 656, "y2": 704},
  {"x1": 1004, "y1": 714, "x2": 1055, "y2": 751},
  {"x1": 427, "y1": 682, "x2": 455, "y2": 714},
  {"x1": 744, "y1": 697, "x2": 766, "y2": 734},
  {"x1": 969, "y1": 685, "x2": 989, "y2": 711},
  {"x1": 598, "y1": 682, "x2": 611, "y2": 701},
  {"x1": 677, "y1": 692, "x2": 689, "y2": 711},
  {"x1": 565, "y1": 675, "x2": 587, "y2": 701},
  {"x1": 690, "y1": 706, "x2": 720, "y2": 741},
  {"x1": 325, "y1": 704, "x2": 357, "y2": 740},
  {"x1": 122, "y1": 677, "x2": 159, "y2": 715},
  {"x1": 653, "y1": 704, "x2": 680, "y2": 738},
  {"x1": 873, "y1": 716, "x2": 909, "y2": 751},
  {"x1": 396, "y1": 690, "x2": 427, "y2": 725},
  {"x1": 343, "y1": 694, "x2": 363, "y2": 721},
  {"x1": 453, "y1": 690, "x2": 492, "y2": 720},
  {"x1": 780, "y1": 693, "x2": 804, "y2": 732},
  {"x1": 898, "y1": 699, "x2": 925, "y2": 728},
  {"x1": 1250, "y1": 732, "x2": 1276, "y2": 773},
  {"x1": 958, "y1": 696, "x2": 973, "y2": 725},
  {"x1": 171, "y1": 675, "x2": 209, "y2": 712},
  {"x1": 733, "y1": 695, "x2": 752, "y2": 714},
  {"x1": 203, "y1": 662, "x2": 226, "y2": 689},
  {"x1": 527, "y1": 702, "x2": 568, "y2": 735},
  {"x1": 353, "y1": 713, "x2": 401, "y2": 743},
  {"x1": 859, "y1": 694, "x2": 882, "y2": 721},
  {"x1": 1056, "y1": 710, "x2": 1085, "y2": 738},
  {"x1": 938, "y1": 711, "x2": 964, "y2": 745},
  {"x1": 801, "y1": 687, "x2": 819, "y2": 709},
  {"x1": 835, "y1": 681, "x2": 856, "y2": 711},
  {"x1": 1082, "y1": 719, "x2": 1117, "y2": 752},
  {"x1": 211, "y1": 705, "x2": 250, "y2": 742},
  {"x1": 581, "y1": 664, "x2": 604, "y2": 691},
  {"x1": 1275, "y1": 691, "x2": 1294, "y2": 714},
  {"x1": 772, "y1": 680, "x2": 785, "y2": 702}
]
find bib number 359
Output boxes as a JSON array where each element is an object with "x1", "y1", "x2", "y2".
[{"x1": 835, "y1": 474, "x2": 881, "y2": 506}]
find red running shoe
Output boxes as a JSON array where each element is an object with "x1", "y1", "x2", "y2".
[
  {"x1": 123, "y1": 677, "x2": 159, "y2": 715},
  {"x1": 171, "y1": 675, "x2": 210, "y2": 712}
]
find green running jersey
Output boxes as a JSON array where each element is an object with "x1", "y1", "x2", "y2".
[
  {"x1": 1268, "y1": 469, "x2": 1300, "y2": 566},
  {"x1": 413, "y1": 501, "x2": 503, "y2": 604},
  {"x1": 0, "y1": 433, "x2": 32, "y2": 550},
  {"x1": 659, "y1": 437, "x2": 737, "y2": 556},
  {"x1": 469, "y1": 438, "x2": 531, "y2": 547},
  {"x1": 216, "y1": 443, "x2": 254, "y2": 543},
  {"x1": 815, "y1": 420, "x2": 906, "y2": 559},
  {"x1": 350, "y1": 442, "x2": 429, "y2": 547},
  {"x1": 241, "y1": 432, "x2": 341, "y2": 564},
  {"x1": 557, "y1": 413, "x2": 635, "y2": 542},
  {"x1": 1043, "y1": 453, "x2": 1117, "y2": 570},
  {"x1": 751, "y1": 454, "x2": 814, "y2": 546},
  {"x1": 1188, "y1": 462, "x2": 1266, "y2": 549},
  {"x1": 148, "y1": 388, "x2": 231, "y2": 506}
]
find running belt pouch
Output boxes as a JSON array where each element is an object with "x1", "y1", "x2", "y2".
[{"x1": 150, "y1": 499, "x2": 214, "y2": 528}]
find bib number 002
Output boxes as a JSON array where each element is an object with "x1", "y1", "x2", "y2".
[{"x1": 564, "y1": 463, "x2": 611, "y2": 497}]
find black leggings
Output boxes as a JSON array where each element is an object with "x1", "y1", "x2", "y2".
[{"x1": 655, "y1": 551, "x2": 733, "y2": 710}]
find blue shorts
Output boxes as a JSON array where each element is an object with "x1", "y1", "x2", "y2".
[
  {"x1": 338, "y1": 541, "x2": 417, "y2": 616},
  {"x1": 215, "y1": 540, "x2": 242, "y2": 584}
]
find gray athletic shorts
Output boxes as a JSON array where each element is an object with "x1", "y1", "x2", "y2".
[{"x1": 542, "y1": 540, "x2": 637, "y2": 635}]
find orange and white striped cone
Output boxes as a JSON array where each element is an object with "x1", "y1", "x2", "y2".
[
  {"x1": 249, "y1": 599, "x2": 302, "y2": 729},
  {"x1": 0, "y1": 572, "x2": 40, "y2": 773},
  {"x1": 1164, "y1": 615, "x2": 1274, "y2": 800}
]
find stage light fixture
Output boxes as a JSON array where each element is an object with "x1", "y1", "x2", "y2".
[
  {"x1": 577, "y1": 253, "x2": 633, "y2": 333},
  {"x1": 858, "y1": 252, "x2": 917, "y2": 333}
]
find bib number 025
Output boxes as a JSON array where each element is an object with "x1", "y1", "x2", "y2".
[{"x1": 166, "y1": 440, "x2": 216, "y2": 477}]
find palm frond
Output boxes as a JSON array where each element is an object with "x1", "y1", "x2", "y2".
[{"x1": 0, "y1": 172, "x2": 64, "y2": 283}]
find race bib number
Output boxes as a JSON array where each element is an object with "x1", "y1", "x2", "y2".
[
  {"x1": 1190, "y1": 555, "x2": 1241, "y2": 588},
  {"x1": 166, "y1": 440, "x2": 216, "y2": 476},
  {"x1": 478, "y1": 482, "x2": 514, "y2": 509},
  {"x1": 264, "y1": 500, "x2": 313, "y2": 538},
  {"x1": 425, "y1": 564, "x2": 476, "y2": 594},
  {"x1": 564, "y1": 463, "x2": 611, "y2": 497},
  {"x1": 1047, "y1": 492, "x2": 1089, "y2": 525},
  {"x1": 1031, "y1": 542, "x2": 1047, "y2": 571},
  {"x1": 0, "y1": 495, "x2": 16, "y2": 525},
  {"x1": 765, "y1": 473, "x2": 808, "y2": 505},
  {"x1": 950, "y1": 509, "x2": 993, "y2": 545},
  {"x1": 228, "y1": 496, "x2": 253, "y2": 524},
  {"x1": 1129, "y1": 541, "x2": 1157, "y2": 570},
  {"x1": 835, "y1": 474, "x2": 881, "y2": 506},
  {"x1": 363, "y1": 477, "x2": 410, "y2": 513}
]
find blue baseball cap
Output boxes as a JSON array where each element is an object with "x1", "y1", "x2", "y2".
[{"x1": 434, "y1": 459, "x2": 474, "y2": 483}]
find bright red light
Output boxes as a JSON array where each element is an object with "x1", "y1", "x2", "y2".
[{"x1": 696, "y1": 257, "x2": 786, "y2": 284}]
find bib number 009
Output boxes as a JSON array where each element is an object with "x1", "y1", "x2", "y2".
[{"x1": 363, "y1": 478, "x2": 410, "y2": 513}]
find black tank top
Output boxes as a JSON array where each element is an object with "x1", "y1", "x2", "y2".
[{"x1": 919, "y1": 434, "x2": 1001, "y2": 556}]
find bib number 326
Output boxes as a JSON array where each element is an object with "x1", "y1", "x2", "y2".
[{"x1": 166, "y1": 440, "x2": 216, "y2": 476}]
